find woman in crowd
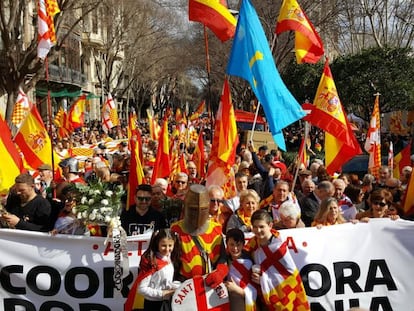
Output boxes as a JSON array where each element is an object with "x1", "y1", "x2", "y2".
[
  {"x1": 312, "y1": 197, "x2": 347, "y2": 227},
  {"x1": 273, "y1": 201, "x2": 305, "y2": 229},
  {"x1": 356, "y1": 189, "x2": 400, "y2": 221},
  {"x1": 226, "y1": 189, "x2": 260, "y2": 233}
]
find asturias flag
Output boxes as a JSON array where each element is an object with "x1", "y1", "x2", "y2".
[
  {"x1": 189, "y1": 0, "x2": 237, "y2": 42},
  {"x1": 226, "y1": 0, "x2": 305, "y2": 151},
  {"x1": 276, "y1": 0, "x2": 324, "y2": 64}
]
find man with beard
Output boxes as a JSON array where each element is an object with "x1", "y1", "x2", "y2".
[
  {"x1": 3, "y1": 173, "x2": 51, "y2": 231},
  {"x1": 171, "y1": 184, "x2": 228, "y2": 289}
]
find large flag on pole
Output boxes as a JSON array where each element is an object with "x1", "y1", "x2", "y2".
[
  {"x1": 147, "y1": 109, "x2": 161, "y2": 141},
  {"x1": 102, "y1": 93, "x2": 119, "y2": 133},
  {"x1": 37, "y1": 0, "x2": 60, "y2": 59},
  {"x1": 205, "y1": 78, "x2": 239, "y2": 198},
  {"x1": 0, "y1": 115, "x2": 24, "y2": 195},
  {"x1": 53, "y1": 106, "x2": 72, "y2": 139},
  {"x1": 151, "y1": 116, "x2": 171, "y2": 184},
  {"x1": 364, "y1": 95, "x2": 382, "y2": 179},
  {"x1": 68, "y1": 95, "x2": 86, "y2": 130},
  {"x1": 393, "y1": 142, "x2": 411, "y2": 179},
  {"x1": 14, "y1": 106, "x2": 55, "y2": 170},
  {"x1": 189, "y1": 0, "x2": 237, "y2": 42},
  {"x1": 302, "y1": 59, "x2": 361, "y2": 174},
  {"x1": 275, "y1": 0, "x2": 324, "y2": 64},
  {"x1": 11, "y1": 89, "x2": 33, "y2": 130},
  {"x1": 226, "y1": 0, "x2": 305, "y2": 151}
]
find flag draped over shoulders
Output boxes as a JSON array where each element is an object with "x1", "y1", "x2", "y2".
[
  {"x1": 302, "y1": 59, "x2": 361, "y2": 174},
  {"x1": 189, "y1": 0, "x2": 237, "y2": 42},
  {"x1": 226, "y1": 0, "x2": 305, "y2": 151},
  {"x1": 276, "y1": 0, "x2": 324, "y2": 64},
  {"x1": 0, "y1": 115, "x2": 24, "y2": 195}
]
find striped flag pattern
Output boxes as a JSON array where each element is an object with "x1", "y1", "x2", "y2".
[
  {"x1": 11, "y1": 89, "x2": 33, "y2": 129},
  {"x1": 37, "y1": 0, "x2": 60, "y2": 59}
]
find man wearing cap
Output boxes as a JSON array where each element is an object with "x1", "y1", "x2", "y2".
[
  {"x1": 38, "y1": 164, "x2": 54, "y2": 199},
  {"x1": 171, "y1": 184, "x2": 228, "y2": 289},
  {"x1": 120, "y1": 184, "x2": 167, "y2": 236},
  {"x1": 58, "y1": 158, "x2": 86, "y2": 184},
  {"x1": 3, "y1": 173, "x2": 51, "y2": 232}
]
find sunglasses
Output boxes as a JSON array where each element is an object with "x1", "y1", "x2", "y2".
[
  {"x1": 136, "y1": 196, "x2": 151, "y2": 202},
  {"x1": 372, "y1": 201, "x2": 387, "y2": 207},
  {"x1": 210, "y1": 199, "x2": 224, "y2": 204}
]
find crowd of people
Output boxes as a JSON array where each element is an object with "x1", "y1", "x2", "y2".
[{"x1": 0, "y1": 116, "x2": 412, "y2": 311}]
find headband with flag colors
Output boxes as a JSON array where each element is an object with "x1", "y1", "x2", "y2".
[
  {"x1": 68, "y1": 95, "x2": 86, "y2": 129},
  {"x1": 226, "y1": 0, "x2": 306, "y2": 151},
  {"x1": 37, "y1": 0, "x2": 60, "y2": 59},
  {"x1": 0, "y1": 115, "x2": 24, "y2": 195},
  {"x1": 205, "y1": 78, "x2": 238, "y2": 198},
  {"x1": 364, "y1": 95, "x2": 382, "y2": 179},
  {"x1": 302, "y1": 59, "x2": 361, "y2": 174},
  {"x1": 276, "y1": 0, "x2": 324, "y2": 64},
  {"x1": 189, "y1": 0, "x2": 237, "y2": 42},
  {"x1": 14, "y1": 105, "x2": 57, "y2": 170},
  {"x1": 102, "y1": 93, "x2": 119, "y2": 133},
  {"x1": 11, "y1": 89, "x2": 33, "y2": 129}
]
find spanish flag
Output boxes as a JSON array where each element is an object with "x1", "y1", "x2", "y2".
[
  {"x1": 189, "y1": 0, "x2": 237, "y2": 42},
  {"x1": 14, "y1": 106, "x2": 55, "y2": 170},
  {"x1": 0, "y1": 115, "x2": 24, "y2": 194},
  {"x1": 303, "y1": 59, "x2": 361, "y2": 174},
  {"x1": 151, "y1": 116, "x2": 171, "y2": 184},
  {"x1": 68, "y1": 95, "x2": 86, "y2": 129},
  {"x1": 276, "y1": 0, "x2": 324, "y2": 64}
]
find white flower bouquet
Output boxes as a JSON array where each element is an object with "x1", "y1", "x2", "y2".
[{"x1": 74, "y1": 181, "x2": 125, "y2": 225}]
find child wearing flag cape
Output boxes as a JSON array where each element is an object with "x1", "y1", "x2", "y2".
[
  {"x1": 245, "y1": 210, "x2": 310, "y2": 311},
  {"x1": 224, "y1": 228, "x2": 257, "y2": 311}
]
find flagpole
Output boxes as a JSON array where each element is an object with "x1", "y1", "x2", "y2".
[
  {"x1": 45, "y1": 57, "x2": 56, "y2": 186},
  {"x1": 292, "y1": 121, "x2": 309, "y2": 190},
  {"x1": 249, "y1": 101, "x2": 261, "y2": 143},
  {"x1": 203, "y1": 26, "x2": 212, "y2": 120}
]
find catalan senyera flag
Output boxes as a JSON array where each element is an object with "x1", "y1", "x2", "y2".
[
  {"x1": 276, "y1": 0, "x2": 324, "y2": 64},
  {"x1": 11, "y1": 89, "x2": 33, "y2": 129},
  {"x1": 68, "y1": 95, "x2": 86, "y2": 129},
  {"x1": 147, "y1": 109, "x2": 161, "y2": 141},
  {"x1": 364, "y1": 95, "x2": 381, "y2": 179},
  {"x1": 53, "y1": 106, "x2": 72, "y2": 139},
  {"x1": 303, "y1": 59, "x2": 361, "y2": 174},
  {"x1": 393, "y1": 142, "x2": 411, "y2": 179},
  {"x1": 227, "y1": 0, "x2": 305, "y2": 151},
  {"x1": 403, "y1": 165, "x2": 414, "y2": 216},
  {"x1": 189, "y1": 0, "x2": 237, "y2": 42},
  {"x1": 151, "y1": 116, "x2": 171, "y2": 184},
  {"x1": 102, "y1": 93, "x2": 119, "y2": 133},
  {"x1": 205, "y1": 78, "x2": 238, "y2": 198},
  {"x1": 0, "y1": 115, "x2": 24, "y2": 195},
  {"x1": 14, "y1": 106, "x2": 54, "y2": 170},
  {"x1": 37, "y1": 0, "x2": 60, "y2": 59}
]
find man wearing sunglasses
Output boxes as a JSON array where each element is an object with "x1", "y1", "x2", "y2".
[{"x1": 120, "y1": 184, "x2": 167, "y2": 236}]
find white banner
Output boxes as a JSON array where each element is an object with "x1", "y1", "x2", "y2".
[{"x1": 0, "y1": 219, "x2": 413, "y2": 310}]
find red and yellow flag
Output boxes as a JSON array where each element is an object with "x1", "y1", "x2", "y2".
[
  {"x1": 206, "y1": 78, "x2": 239, "y2": 198},
  {"x1": 102, "y1": 93, "x2": 119, "y2": 133},
  {"x1": 189, "y1": 100, "x2": 206, "y2": 121},
  {"x1": 193, "y1": 128, "x2": 206, "y2": 179},
  {"x1": 189, "y1": 0, "x2": 237, "y2": 42},
  {"x1": 127, "y1": 113, "x2": 145, "y2": 209},
  {"x1": 147, "y1": 109, "x2": 161, "y2": 141},
  {"x1": 276, "y1": 0, "x2": 324, "y2": 64},
  {"x1": 37, "y1": 0, "x2": 60, "y2": 59},
  {"x1": 393, "y1": 142, "x2": 411, "y2": 179},
  {"x1": 11, "y1": 89, "x2": 33, "y2": 129},
  {"x1": 303, "y1": 59, "x2": 361, "y2": 174},
  {"x1": 364, "y1": 95, "x2": 381, "y2": 179},
  {"x1": 0, "y1": 115, "x2": 24, "y2": 194},
  {"x1": 68, "y1": 95, "x2": 86, "y2": 129},
  {"x1": 403, "y1": 165, "x2": 414, "y2": 216},
  {"x1": 14, "y1": 106, "x2": 55, "y2": 170},
  {"x1": 151, "y1": 116, "x2": 171, "y2": 184},
  {"x1": 53, "y1": 106, "x2": 72, "y2": 139}
]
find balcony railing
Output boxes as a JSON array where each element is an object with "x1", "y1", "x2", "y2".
[{"x1": 48, "y1": 64, "x2": 87, "y2": 87}]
